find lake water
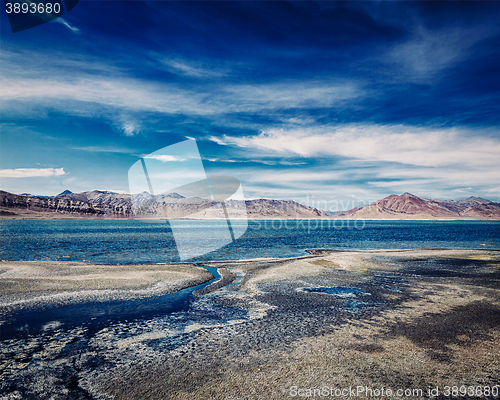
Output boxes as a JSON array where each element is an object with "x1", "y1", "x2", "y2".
[{"x1": 1, "y1": 219, "x2": 499, "y2": 263}]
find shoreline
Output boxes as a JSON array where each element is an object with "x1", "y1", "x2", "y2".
[
  {"x1": 2, "y1": 214, "x2": 500, "y2": 221},
  {"x1": 2, "y1": 247, "x2": 499, "y2": 315}
]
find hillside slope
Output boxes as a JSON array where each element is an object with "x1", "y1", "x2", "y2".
[{"x1": 338, "y1": 193, "x2": 500, "y2": 220}]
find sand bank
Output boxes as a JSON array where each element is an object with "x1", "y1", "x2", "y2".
[{"x1": 0, "y1": 261, "x2": 213, "y2": 316}]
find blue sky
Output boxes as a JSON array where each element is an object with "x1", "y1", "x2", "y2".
[{"x1": 1, "y1": 1, "x2": 499, "y2": 210}]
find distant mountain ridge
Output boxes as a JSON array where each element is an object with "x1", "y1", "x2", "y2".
[
  {"x1": 56, "y1": 190, "x2": 73, "y2": 197},
  {"x1": 338, "y1": 192, "x2": 500, "y2": 220},
  {"x1": 0, "y1": 190, "x2": 133, "y2": 218},
  {"x1": 1, "y1": 190, "x2": 499, "y2": 220},
  {"x1": 0, "y1": 190, "x2": 326, "y2": 219}
]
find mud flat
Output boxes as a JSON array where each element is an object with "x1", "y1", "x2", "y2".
[
  {"x1": 1, "y1": 250, "x2": 499, "y2": 399},
  {"x1": 0, "y1": 261, "x2": 213, "y2": 316}
]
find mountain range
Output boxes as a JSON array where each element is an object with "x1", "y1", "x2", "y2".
[
  {"x1": 0, "y1": 190, "x2": 499, "y2": 220},
  {"x1": 0, "y1": 190, "x2": 325, "y2": 219},
  {"x1": 337, "y1": 192, "x2": 500, "y2": 220}
]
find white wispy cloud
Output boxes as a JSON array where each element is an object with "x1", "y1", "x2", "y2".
[
  {"x1": 143, "y1": 155, "x2": 186, "y2": 162},
  {"x1": 0, "y1": 47, "x2": 363, "y2": 118},
  {"x1": 0, "y1": 168, "x2": 67, "y2": 178},
  {"x1": 485, "y1": 186, "x2": 500, "y2": 197},
  {"x1": 70, "y1": 146, "x2": 135, "y2": 154},
  {"x1": 220, "y1": 81, "x2": 360, "y2": 111},
  {"x1": 213, "y1": 160, "x2": 500, "y2": 205},
  {"x1": 121, "y1": 121, "x2": 141, "y2": 136},
  {"x1": 241, "y1": 169, "x2": 348, "y2": 184},
  {"x1": 207, "y1": 123, "x2": 500, "y2": 204},
  {"x1": 0, "y1": 77, "x2": 361, "y2": 116},
  {"x1": 0, "y1": 77, "x2": 203, "y2": 114},
  {"x1": 122, "y1": 124, "x2": 135, "y2": 136},
  {"x1": 160, "y1": 58, "x2": 226, "y2": 78},
  {"x1": 1, "y1": 49, "x2": 122, "y2": 77},
  {"x1": 53, "y1": 18, "x2": 80, "y2": 33},
  {"x1": 210, "y1": 136, "x2": 226, "y2": 145},
  {"x1": 239, "y1": 180, "x2": 377, "y2": 210},
  {"x1": 376, "y1": 164, "x2": 500, "y2": 188},
  {"x1": 388, "y1": 25, "x2": 497, "y2": 81},
  {"x1": 210, "y1": 124, "x2": 500, "y2": 169}
]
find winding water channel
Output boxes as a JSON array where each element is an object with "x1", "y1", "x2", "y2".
[{"x1": 0, "y1": 265, "x2": 222, "y2": 341}]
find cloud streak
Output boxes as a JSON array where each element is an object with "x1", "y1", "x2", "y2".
[
  {"x1": 0, "y1": 77, "x2": 362, "y2": 117},
  {"x1": 53, "y1": 18, "x2": 80, "y2": 33},
  {"x1": 143, "y1": 155, "x2": 186, "y2": 162},
  {"x1": 387, "y1": 25, "x2": 498, "y2": 82},
  {"x1": 0, "y1": 168, "x2": 67, "y2": 178},
  {"x1": 160, "y1": 58, "x2": 226, "y2": 78},
  {"x1": 0, "y1": 47, "x2": 363, "y2": 120},
  {"x1": 211, "y1": 124, "x2": 500, "y2": 169}
]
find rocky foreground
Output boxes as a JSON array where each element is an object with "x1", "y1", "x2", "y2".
[{"x1": 1, "y1": 249, "x2": 499, "y2": 399}]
